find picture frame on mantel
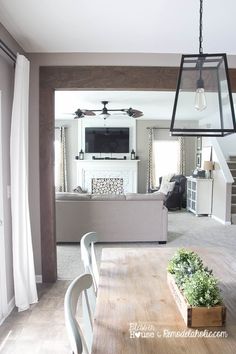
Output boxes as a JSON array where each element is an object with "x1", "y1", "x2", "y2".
[{"x1": 197, "y1": 136, "x2": 202, "y2": 151}]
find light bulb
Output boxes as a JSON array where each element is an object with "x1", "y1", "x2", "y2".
[
  {"x1": 194, "y1": 73, "x2": 207, "y2": 113},
  {"x1": 195, "y1": 87, "x2": 207, "y2": 111}
]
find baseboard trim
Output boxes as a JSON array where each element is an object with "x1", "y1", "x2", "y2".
[
  {"x1": 0, "y1": 297, "x2": 15, "y2": 325},
  {"x1": 211, "y1": 215, "x2": 231, "y2": 225},
  {"x1": 36, "y1": 275, "x2": 42, "y2": 283}
]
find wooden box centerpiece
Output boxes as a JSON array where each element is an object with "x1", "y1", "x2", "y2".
[{"x1": 167, "y1": 249, "x2": 226, "y2": 328}]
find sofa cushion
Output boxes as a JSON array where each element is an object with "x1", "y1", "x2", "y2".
[
  {"x1": 91, "y1": 194, "x2": 126, "y2": 201},
  {"x1": 126, "y1": 192, "x2": 165, "y2": 201},
  {"x1": 56, "y1": 192, "x2": 91, "y2": 200}
]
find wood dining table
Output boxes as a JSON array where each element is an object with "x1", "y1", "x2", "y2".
[{"x1": 91, "y1": 247, "x2": 236, "y2": 354}]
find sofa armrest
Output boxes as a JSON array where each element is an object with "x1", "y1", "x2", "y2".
[{"x1": 161, "y1": 206, "x2": 168, "y2": 241}]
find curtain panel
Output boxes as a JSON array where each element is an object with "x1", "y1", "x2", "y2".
[
  {"x1": 146, "y1": 128, "x2": 157, "y2": 192},
  {"x1": 178, "y1": 137, "x2": 186, "y2": 175},
  {"x1": 55, "y1": 126, "x2": 68, "y2": 192},
  {"x1": 10, "y1": 54, "x2": 38, "y2": 311}
]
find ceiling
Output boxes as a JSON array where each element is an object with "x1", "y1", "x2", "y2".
[
  {"x1": 55, "y1": 90, "x2": 176, "y2": 120},
  {"x1": 2, "y1": 2, "x2": 236, "y2": 122},
  {"x1": 55, "y1": 90, "x2": 236, "y2": 121},
  {"x1": 0, "y1": 0, "x2": 236, "y2": 54}
]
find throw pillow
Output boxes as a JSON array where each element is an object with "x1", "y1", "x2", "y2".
[
  {"x1": 159, "y1": 181, "x2": 175, "y2": 195},
  {"x1": 161, "y1": 173, "x2": 175, "y2": 184}
]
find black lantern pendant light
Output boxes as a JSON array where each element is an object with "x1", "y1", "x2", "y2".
[{"x1": 170, "y1": 0, "x2": 236, "y2": 137}]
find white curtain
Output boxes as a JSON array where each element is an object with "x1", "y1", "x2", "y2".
[{"x1": 10, "y1": 54, "x2": 38, "y2": 311}]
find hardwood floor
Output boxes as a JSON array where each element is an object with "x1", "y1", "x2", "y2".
[
  {"x1": 0, "y1": 281, "x2": 71, "y2": 353},
  {"x1": 1, "y1": 211, "x2": 236, "y2": 353}
]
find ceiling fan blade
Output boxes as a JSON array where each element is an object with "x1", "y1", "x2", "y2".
[
  {"x1": 126, "y1": 108, "x2": 143, "y2": 118},
  {"x1": 132, "y1": 111, "x2": 143, "y2": 118},
  {"x1": 83, "y1": 110, "x2": 96, "y2": 116},
  {"x1": 74, "y1": 108, "x2": 96, "y2": 118},
  {"x1": 74, "y1": 109, "x2": 84, "y2": 118}
]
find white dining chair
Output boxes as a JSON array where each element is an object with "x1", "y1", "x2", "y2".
[
  {"x1": 80, "y1": 232, "x2": 99, "y2": 296},
  {"x1": 64, "y1": 273, "x2": 93, "y2": 354}
]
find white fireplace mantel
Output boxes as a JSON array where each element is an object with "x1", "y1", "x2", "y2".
[{"x1": 77, "y1": 160, "x2": 139, "y2": 193}]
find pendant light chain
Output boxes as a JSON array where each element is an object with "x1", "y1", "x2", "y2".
[{"x1": 199, "y1": 0, "x2": 203, "y2": 54}]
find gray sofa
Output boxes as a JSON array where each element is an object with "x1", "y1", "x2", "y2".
[{"x1": 55, "y1": 192, "x2": 168, "y2": 243}]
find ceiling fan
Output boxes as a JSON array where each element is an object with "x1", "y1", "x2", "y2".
[{"x1": 74, "y1": 101, "x2": 143, "y2": 119}]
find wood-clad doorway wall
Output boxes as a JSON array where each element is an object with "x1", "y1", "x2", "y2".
[{"x1": 39, "y1": 65, "x2": 236, "y2": 282}]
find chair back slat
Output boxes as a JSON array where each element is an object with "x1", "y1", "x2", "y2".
[
  {"x1": 64, "y1": 273, "x2": 93, "y2": 354},
  {"x1": 81, "y1": 232, "x2": 99, "y2": 295}
]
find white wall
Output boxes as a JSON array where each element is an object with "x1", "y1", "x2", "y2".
[
  {"x1": 203, "y1": 137, "x2": 233, "y2": 224},
  {"x1": 211, "y1": 149, "x2": 233, "y2": 224},
  {"x1": 216, "y1": 134, "x2": 236, "y2": 160}
]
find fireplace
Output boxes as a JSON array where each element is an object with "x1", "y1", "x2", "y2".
[{"x1": 77, "y1": 160, "x2": 139, "y2": 193}]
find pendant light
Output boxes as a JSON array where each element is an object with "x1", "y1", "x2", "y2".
[{"x1": 170, "y1": 0, "x2": 236, "y2": 137}]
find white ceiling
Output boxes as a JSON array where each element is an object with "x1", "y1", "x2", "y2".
[
  {"x1": 2, "y1": 2, "x2": 236, "y2": 122},
  {"x1": 0, "y1": 0, "x2": 236, "y2": 54},
  {"x1": 55, "y1": 90, "x2": 236, "y2": 121},
  {"x1": 55, "y1": 90, "x2": 176, "y2": 120}
]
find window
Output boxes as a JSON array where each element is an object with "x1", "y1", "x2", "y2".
[{"x1": 153, "y1": 139, "x2": 180, "y2": 186}]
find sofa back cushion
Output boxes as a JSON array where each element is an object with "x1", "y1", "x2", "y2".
[
  {"x1": 126, "y1": 192, "x2": 165, "y2": 201},
  {"x1": 56, "y1": 192, "x2": 91, "y2": 200},
  {"x1": 91, "y1": 194, "x2": 126, "y2": 201}
]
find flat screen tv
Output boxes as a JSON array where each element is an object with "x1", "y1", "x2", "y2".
[{"x1": 85, "y1": 127, "x2": 130, "y2": 153}]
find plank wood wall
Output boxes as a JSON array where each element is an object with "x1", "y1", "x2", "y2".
[{"x1": 39, "y1": 65, "x2": 236, "y2": 282}]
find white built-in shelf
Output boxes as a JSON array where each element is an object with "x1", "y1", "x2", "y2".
[{"x1": 187, "y1": 177, "x2": 213, "y2": 216}]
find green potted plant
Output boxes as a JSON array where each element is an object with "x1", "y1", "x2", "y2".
[
  {"x1": 167, "y1": 248, "x2": 205, "y2": 288},
  {"x1": 167, "y1": 248, "x2": 226, "y2": 327},
  {"x1": 182, "y1": 269, "x2": 222, "y2": 307}
]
